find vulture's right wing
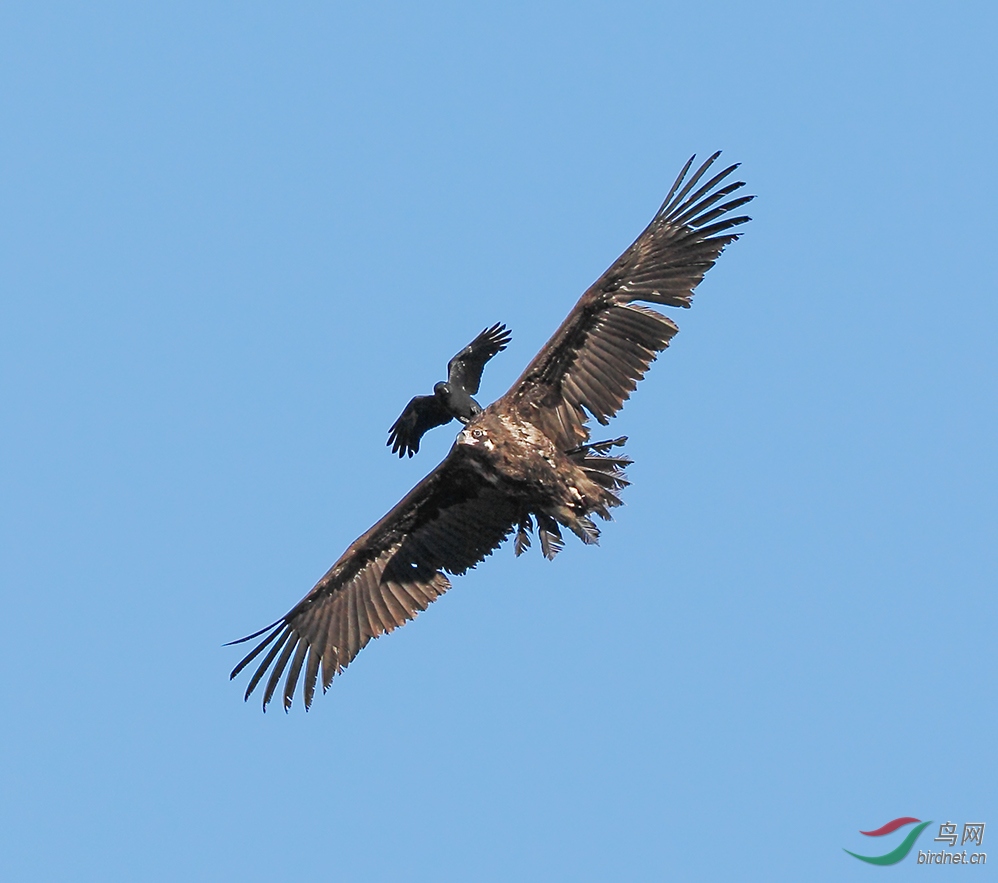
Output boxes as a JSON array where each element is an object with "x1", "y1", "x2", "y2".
[{"x1": 229, "y1": 447, "x2": 520, "y2": 711}]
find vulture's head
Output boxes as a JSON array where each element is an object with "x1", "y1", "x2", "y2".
[{"x1": 457, "y1": 424, "x2": 495, "y2": 452}]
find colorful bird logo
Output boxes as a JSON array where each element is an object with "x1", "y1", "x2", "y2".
[{"x1": 844, "y1": 817, "x2": 932, "y2": 865}]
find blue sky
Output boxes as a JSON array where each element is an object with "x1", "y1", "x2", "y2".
[{"x1": 1, "y1": 2, "x2": 995, "y2": 880}]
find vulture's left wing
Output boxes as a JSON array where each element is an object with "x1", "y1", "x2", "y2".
[
  {"x1": 500, "y1": 152, "x2": 753, "y2": 450},
  {"x1": 229, "y1": 449, "x2": 520, "y2": 711}
]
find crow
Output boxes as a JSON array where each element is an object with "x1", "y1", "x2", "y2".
[{"x1": 387, "y1": 323, "x2": 511, "y2": 457}]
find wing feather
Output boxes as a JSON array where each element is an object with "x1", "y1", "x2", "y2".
[
  {"x1": 371, "y1": 575, "x2": 399, "y2": 633},
  {"x1": 501, "y1": 152, "x2": 752, "y2": 448},
  {"x1": 262, "y1": 632, "x2": 297, "y2": 710},
  {"x1": 385, "y1": 579, "x2": 420, "y2": 618},
  {"x1": 345, "y1": 584, "x2": 361, "y2": 666},
  {"x1": 282, "y1": 640, "x2": 309, "y2": 712},
  {"x1": 242, "y1": 626, "x2": 291, "y2": 701},
  {"x1": 658, "y1": 151, "x2": 730, "y2": 218},
  {"x1": 303, "y1": 646, "x2": 321, "y2": 709},
  {"x1": 361, "y1": 573, "x2": 390, "y2": 636},
  {"x1": 228, "y1": 619, "x2": 283, "y2": 681},
  {"x1": 378, "y1": 579, "x2": 409, "y2": 627}
]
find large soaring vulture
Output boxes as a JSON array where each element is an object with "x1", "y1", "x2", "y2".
[{"x1": 230, "y1": 152, "x2": 753, "y2": 710}]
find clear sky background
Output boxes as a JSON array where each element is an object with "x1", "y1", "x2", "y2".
[{"x1": 2, "y1": 3, "x2": 995, "y2": 881}]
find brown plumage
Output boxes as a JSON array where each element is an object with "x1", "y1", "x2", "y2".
[{"x1": 229, "y1": 152, "x2": 753, "y2": 710}]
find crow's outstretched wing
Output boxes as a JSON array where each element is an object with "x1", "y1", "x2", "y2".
[
  {"x1": 387, "y1": 394, "x2": 453, "y2": 458},
  {"x1": 229, "y1": 448, "x2": 521, "y2": 711},
  {"x1": 447, "y1": 323, "x2": 511, "y2": 395},
  {"x1": 500, "y1": 152, "x2": 753, "y2": 450}
]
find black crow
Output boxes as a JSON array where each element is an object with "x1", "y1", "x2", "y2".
[{"x1": 387, "y1": 323, "x2": 511, "y2": 457}]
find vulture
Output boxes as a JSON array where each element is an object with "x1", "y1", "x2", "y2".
[
  {"x1": 387, "y1": 322, "x2": 512, "y2": 457},
  {"x1": 229, "y1": 152, "x2": 753, "y2": 710}
]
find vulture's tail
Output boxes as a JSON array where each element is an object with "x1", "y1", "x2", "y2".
[{"x1": 567, "y1": 436, "x2": 632, "y2": 507}]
